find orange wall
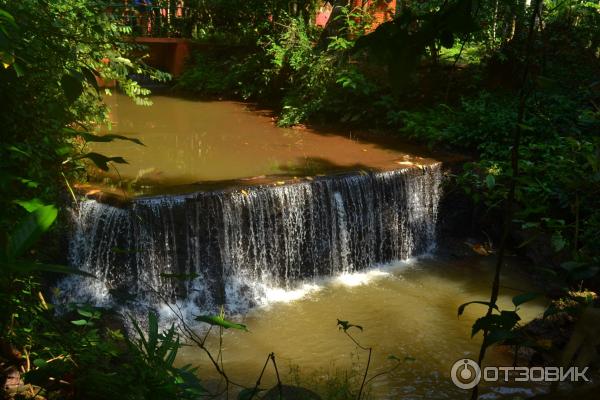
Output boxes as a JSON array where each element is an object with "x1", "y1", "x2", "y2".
[{"x1": 352, "y1": 0, "x2": 396, "y2": 28}]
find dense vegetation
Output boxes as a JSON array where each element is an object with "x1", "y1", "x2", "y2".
[
  {"x1": 179, "y1": 0, "x2": 600, "y2": 397},
  {"x1": 0, "y1": 1, "x2": 202, "y2": 399},
  {"x1": 178, "y1": 0, "x2": 600, "y2": 284},
  {"x1": 1, "y1": 0, "x2": 599, "y2": 399}
]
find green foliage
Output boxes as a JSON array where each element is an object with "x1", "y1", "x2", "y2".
[
  {"x1": 0, "y1": 2, "x2": 184, "y2": 398},
  {"x1": 0, "y1": 0, "x2": 169, "y2": 231},
  {"x1": 459, "y1": 292, "x2": 538, "y2": 349},
  {"x1": 354, "y1": 0, "x2": 479, "y2": 88},
  {"x1": 194, "y1": 314, "x2": 249, "y2": 331},
  {"x1": 16, "y1": 307, "x2": 204, "y2": 400},
  {"x1": 179, "y1": 6, "x2": 384, "y2": 126},
  {"x1": 400, "y1": 83, "x2": 600, "y2": 278},
  {"x1": 186, "y1": 0, "x2": 320, "y2": 43}
]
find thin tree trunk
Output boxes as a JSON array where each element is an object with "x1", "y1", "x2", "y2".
[{"x1": 470, "y1": 0, "x2": 543, "y2": 398}]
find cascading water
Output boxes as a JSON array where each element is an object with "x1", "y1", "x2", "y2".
[{"x1": 57, "y1": 164, "x2": 442, "y2": 318}]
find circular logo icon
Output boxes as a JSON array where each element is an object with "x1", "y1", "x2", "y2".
[{"x1": 451, "y1": 358, "x2": 481, "y2": 389}]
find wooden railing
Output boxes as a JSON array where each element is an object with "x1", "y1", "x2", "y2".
[{"x1": 108, "y1": 1, "x2": 197, "y2": 38}]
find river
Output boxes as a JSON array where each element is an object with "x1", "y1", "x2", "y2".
[{"x1": 61, "y1": 94, "x2": 547, "y2": 399}]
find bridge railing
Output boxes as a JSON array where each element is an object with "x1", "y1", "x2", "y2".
[{"x1": 108, "y1": 1, "x2": 197, "y2": 38}]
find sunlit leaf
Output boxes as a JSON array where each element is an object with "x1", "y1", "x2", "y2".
[
  {"x1": 14, "y1": 198, "x2": 46, "y2": 212},
  {"x1": 194, "y1": 315, "x2": 248, "y2": 331},
  {"x1": 7, "y1": 205, "x2": 57, "y2": 258}
]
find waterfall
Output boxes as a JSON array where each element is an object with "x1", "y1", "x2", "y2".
[{"x1": 57, "y1": 164, "x2": 442, "y2": 316}]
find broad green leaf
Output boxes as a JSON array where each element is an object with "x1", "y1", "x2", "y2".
[
  {"x1": 77, "y1": 308, "x2": 94, "y2": 318},
  {"x1": 7, "y1": 205, "x2": 57, "y2": 259},
  {"x1": 76, "y1": 152, "x2": 128, "y2": 171},
  {"x1": 18, "y1": 178, "x2": 39, "y2": 188},
  {"x1": 14, "y1": 198, "x2": 46, "y2": 212},
  {"x1": 194, "y1": 315, "x2": 248, "y2": 331},
  {"x1": 147, "y1": 312, "x2": 159, "y2": 356},
  {"x1": 485, "y1": 174, "x2": 495, "y2": 190},
  {"x1": 32, "y1": 359, "x2": 47, "y2": 368},
  {"x1": 8, "y1": 145, "x2": 31, "y2": 158},
  {"x1": 512, "y1": 292, "x2": 538, "y2": 307},
  {"x1": 71, "y1": 319, "x2": 88, "y2": 326},
  {"x1": 0, "y1": 9, "x2": 16, "y2": 27}
]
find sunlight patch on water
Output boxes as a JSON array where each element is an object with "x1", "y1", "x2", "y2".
[{"x1": 260, "y1": 258, "x2": 419, "y2": 306}]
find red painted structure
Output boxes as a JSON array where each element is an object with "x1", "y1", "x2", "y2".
[
  {"x1": 106, "y1": 1, "x2": 398, "y2": 79},
  {"x1": 135, "y1": 37, "x2": 190, "y2": 77},
  {"x1": 352, "y1": 0, "x2": 396, "y2": 29}
]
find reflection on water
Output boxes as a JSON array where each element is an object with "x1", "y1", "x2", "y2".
[
  {"x1": 177, "y1": 256, "x2": 548, "y2": 399},
  {"x1": 88, "y1": 94, "x2": 437, "y2": 195}
]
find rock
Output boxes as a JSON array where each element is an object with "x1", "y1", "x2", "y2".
[
  {"x1": 261, "y1": 384, "x2": 321, "y2": 400},
  {"x1": 2, "y1": 365, "x2": 21, "y2": 391}
]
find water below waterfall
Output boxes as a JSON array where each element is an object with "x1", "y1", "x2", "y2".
[{"x1": 178, "y1": 257, "x2": 546, "y2": 399}]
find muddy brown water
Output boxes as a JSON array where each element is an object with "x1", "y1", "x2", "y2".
[
  {"x1": 84, "y1": 94, "x2": 445, "y2": 197},
  {"x1": 176, "y1": 256, "x2": 548, "y2": 399},
  {"x1": 88, "y1": 95, "x2": 547, "y2": 398}
]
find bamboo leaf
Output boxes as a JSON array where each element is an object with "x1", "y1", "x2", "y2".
[
  {"x1": 194, "y1": 315, "x2": 248, "y2": 331},
  {"x1": 76, "y1": 152, "x2": 128, "y2": 171}
]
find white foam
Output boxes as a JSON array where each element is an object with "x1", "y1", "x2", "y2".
[
  {"x1": 264, "y1": 283, "x2": 322, "y2": 303},
  {"x1": 334, "y1": 269, "x2": 391, "y2": 287}
]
